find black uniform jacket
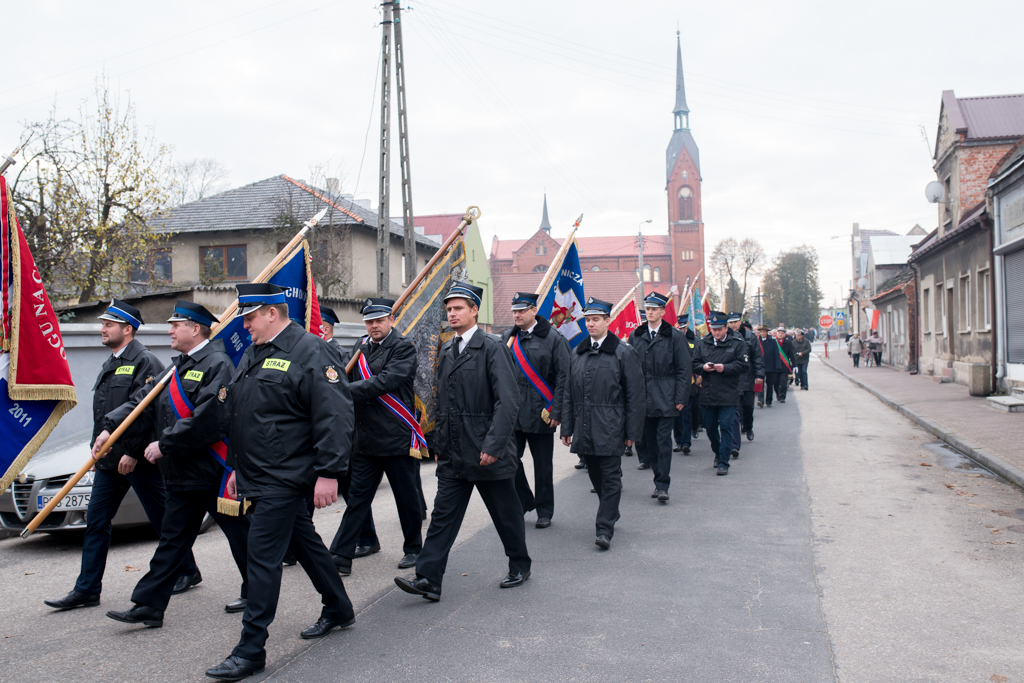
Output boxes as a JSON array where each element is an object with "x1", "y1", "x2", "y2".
[
  {"x1": 762, "y1": 335, "x2": 794, "y2": 374},
  {"x1": 737, "y1": 328, "x2": 765, "y2": 392},
  {"x1": 691, "y1": 331, "x2": 749, "y2": 407},
  {"x1": 228, "y1": 321, "x2": 354, "y2": 498},
  {"x1": 561, "y1": 333, "x2": 646, "y2": 457},
  {"x1": 435, "y1": 329, "x2": 521, "y2": 482},
  {"x1": 92, "y1": 339, "x2": 165, "y2": 472},
  {"x1": 345, "y1": 329, "x2": 418, "y2": 457},
  {"x1": 106, "y1": 340, "x2": 233, "y2": 489},
  {"x1": 500, "y1": 316, "x2": 570, "y2": 434},
  {"x1": 628, "y1": 322, "x2": 691, "y2": 417}
]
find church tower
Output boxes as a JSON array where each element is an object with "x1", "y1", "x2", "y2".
[{"x1": 666, "y1": 32, "x2": 705, "y2": 295}]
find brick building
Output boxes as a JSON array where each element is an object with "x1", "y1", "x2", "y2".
[{"x1": 488, "y1": 34, "x2": 705, "y2": 323}]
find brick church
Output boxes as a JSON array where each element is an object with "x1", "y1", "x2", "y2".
[{"x1": 488, "y1": 34, "x2": 705, "y2": 328}]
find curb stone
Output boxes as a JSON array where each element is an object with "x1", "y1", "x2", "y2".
[{"x1": 819, "y1": 354, "x2": 1024, "y2": 491}]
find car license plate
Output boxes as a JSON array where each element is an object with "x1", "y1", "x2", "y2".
[{"x1": 37, "y1": 493, "x2": 90, "y2": 511}]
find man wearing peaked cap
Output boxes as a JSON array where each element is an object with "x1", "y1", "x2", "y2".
[
  {"x1": 629, "y1": 292, "x2": 691, "y2": 503},
  {"x1": 673, "y1": 313, "x2": 702, "y2": 454},
  {"x1": 727, "y1": 312, "x2": 763, "y2": 454},
  {"x1": 104, "y1": 300, "x2": 251, "y2": 627},
  {"x1": 691, "y1": 311, "x2": 749, "y2": 476},
  {"x1": 319, "y1": 306, "x2": 340, "y2": 343},
  {"x1": 561, "y1": 296, "x2": 645, "y2": 549},
  {"x1": 395, "y1": 280, "x2": 529, "y2": 601},
  {"x1": 46, "y1": 300, "x2": 201, "y2": 613},
  {"x1": 501, "y1": 290, "x2": 569, "y2": 529},
  {"x1": 205, "y1": 282, "x2": 356, "y2": 680},
  {"x1": 330, "y1": 296, "x2": 425, "y2": 577}
]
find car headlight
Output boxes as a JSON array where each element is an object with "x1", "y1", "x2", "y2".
[{"x1": 77, "y1": 471, "x2": 95, "y2": 487}]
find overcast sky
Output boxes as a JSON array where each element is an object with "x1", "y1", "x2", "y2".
[{"x1": 3, "y1": 1, "x2": 1022, "y2": 308}]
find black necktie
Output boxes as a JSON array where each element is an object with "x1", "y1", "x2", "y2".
[
  {"x1": 591, "y1": 341, "x2": 599, "y2": 352},
  {"x1": 370, "y1": 341, "x2": 379, "y2": 353},
  {"x1": 455, "y1": 337, "x2": 463, "y2": 356}
]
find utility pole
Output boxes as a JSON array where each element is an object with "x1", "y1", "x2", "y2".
[
  {"x1": 393, "y1": 3, "x2": 416, "y2": 287},
  {"x1": 376, "y1": 2, "x2": 394, "y2": 296},
  {"x1": 636, "y1": 219, "x2": 651, "y2": 284}
]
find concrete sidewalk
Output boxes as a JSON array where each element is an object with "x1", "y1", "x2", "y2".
[{"x1": 818, "y1": 344, "x2": 1024, "y2": 490}]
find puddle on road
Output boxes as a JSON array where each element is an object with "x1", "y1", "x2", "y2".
[{"x1": 921, "y1": 442, "x2": 988, "y2": 473}]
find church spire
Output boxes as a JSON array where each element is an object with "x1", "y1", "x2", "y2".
[
  {"x1": 538, "y1": 193, "x2": 552, "y2": 235},
  {"x1": 673, "y1": 32, "x2": 690, "y2": 131}
]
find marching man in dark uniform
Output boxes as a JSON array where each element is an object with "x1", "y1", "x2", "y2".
[
  {"x1": 728, "y1": 313, "x2": 764, "y2": 456},
  {"x1": 45, "y1": 300, "x2": 199, "y2": 612},
  {"x1": 561, "y1": 297, "x2": 645, "y2": 549},
  {"x1": 691, "y1": 311, "x2": 749, "y2": 476},
  {"x1": 206, "y1": 284, "x2": 355, "y2": 682},
  {"x1": 394, "y1": 282, "x2": 528, "y2": 602},
  {"x1": 330, "y1": 298, "x2": 424, "y2": 575},
  {"x1": 629, "y1": 292, "x2": 690, "y2": 502},
  {"x1": 500, "y1": 291, "x2": 569, "y2": 529},
  {"x1": 673, "y1": 314, "x2": 700, "y2": 454},
  {"x1": 103, "y1": 301, "x2": 251, "y2": 627}
]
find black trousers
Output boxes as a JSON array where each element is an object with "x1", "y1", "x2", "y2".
[
  {"x1": 637, "y1": 416, "x2": 674, "y2": 490},
  {"x1": 514, "y1": 431, "x2": 555, "y2": 519},
  {"x1": 132, "y1": 487, "x2": 249, "y2": 611},
  {"x1": 764, "y1": 371, "x2": 787, "y2": 405},
  {"x1": 330, "y1": 453, "x2": 424, "y2": 559},
  {"x1": 415, "y1": 477, "x2": 530, "y2": 586},
  {"x1": 74, "y1": 467, "x2": 197, "y2": 596},
  {"x1": 582, "y1": 455, "x2": 622, "y2": 539},
  {"x1": 232, "y1": 494, "x2": 353, "y2": 662},
  {"x1": 733, "y1": 389, "x2": 755, "y2": 453}
]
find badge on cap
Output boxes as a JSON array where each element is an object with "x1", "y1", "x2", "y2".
[
  {"x1": 587, "y1": 297, "x2": 594, "y2": 304},
  {"x1": 365, "y1": 298, "x2": 373, "y2": 308}
]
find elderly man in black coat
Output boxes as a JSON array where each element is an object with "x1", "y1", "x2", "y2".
[
  {"x1": 501, "y1": 292, "x2": 569, "y2": 529},
  {"x1": 395, "y1": 282, "x2": 528, "y2": 603},
  {"x1": 562, "y1": 298, "x2": 645, "y2": 550},
  {"x1": 628, "y1": 292, "x2": 690, "y2": 502}
]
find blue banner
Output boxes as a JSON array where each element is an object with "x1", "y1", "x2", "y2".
[
  {"x1": 0, "y1": 356, "x2": 59, "y2": 489},
  {"x1": 214, "y1": 244, "x2": 312, "y2": 367},
  {"x1": 691, "y1": 286, "x2": 705, "y2": 331},
  {"x1": 537, "y1": 241, "x2": 587, "y2": 348}
]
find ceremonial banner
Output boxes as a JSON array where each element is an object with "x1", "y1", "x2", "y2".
[
  {"x1": 691, "y1": 286, "x2": 707, "y2": 335},
  {"x1": 0, "y1": 177, "x2": 77, "y2": 495},
  {"x1": 537, "y1": 240, "x2": 587, "y2": 348},
  {"x1": 663, "y1": 286, "x2": 679, "y2": 326},
  {"x1": 609, "y1": 300, "x2": 641, "y2": 340},
  {"x1": 214, "y1": 239, "x2": 319, "y2": 366},
  {"x1": 393, "y1": 236, "x2": 467, "y2": 437}
]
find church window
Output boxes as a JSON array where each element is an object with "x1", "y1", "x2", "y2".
[
  {"x1": 681, "y1": 250, "x2": 694, "y2": 261},
  {"x1": 533, "y1": 264, "x2": 547, "y2": 273},
  {"x1": 678, "y1": 186, "x2": 694, "y2": 221},
  {"x1": 591, "y1": 265, "x2": 601, "y2": 271},
  {"x1": 643, "y1": 265, "x2": 652, "y2": 282},
  {"x1": 535, "y1": 243, "x2": 547, "y2": 256},
  {"x1": 653, "y1": 267, "x2": 661, "y2": 282}
]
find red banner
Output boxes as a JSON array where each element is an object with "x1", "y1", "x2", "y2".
[
  {"x1": 609, "y1": 301, "x2": 641, "y2": 340},
  {"x1": 664, "y1": 296, "x2": 678, "y2": 327}
]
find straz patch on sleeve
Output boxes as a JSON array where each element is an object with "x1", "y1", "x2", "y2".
[
  {"x1": 183, "y1": 370, "x2": 204, "y2": 382},
  {"x1": 262, "y1": 358, "x2": 291, "y2": 372},
  {"x1": 114, "y1": 365, "x2": 136, "y2": 376},
  {"x1": 324, "y1": 365, "x2": 340, "y2": 383}
]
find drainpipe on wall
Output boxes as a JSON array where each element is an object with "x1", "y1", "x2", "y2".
[{"x1": 910, "y1": 261, "x2": 921, "y2": 375}]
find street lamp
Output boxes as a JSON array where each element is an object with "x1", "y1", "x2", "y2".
[{"x1": 637, "y1": 219, "x2": 652, "y2": 281}]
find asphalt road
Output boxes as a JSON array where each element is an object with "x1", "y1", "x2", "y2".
[{"x1": 3, "y1": 353, "x2": 1023, "y2": 682}]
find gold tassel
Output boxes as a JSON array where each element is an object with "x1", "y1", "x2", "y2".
[
  {"x1": 409, "y1": 447, "x2": 423, "y2": 460},
  {"x1": 541, "y1": 408, "x2": 551, "y2": 425},
  {"x1": 217, "y1": 497, "x2": 241, "y2": 516}
]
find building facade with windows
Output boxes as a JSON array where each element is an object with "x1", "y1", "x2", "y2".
[{"x1": 989, "y1": 136, "x2": 1024, "y2": 394}]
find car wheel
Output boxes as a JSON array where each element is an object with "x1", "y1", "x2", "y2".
[{"x1": 199, "y1": 512, "x2": 216, "y2": 534}]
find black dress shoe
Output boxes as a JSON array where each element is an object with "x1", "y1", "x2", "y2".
[
  {"x1": 747, "y1": 430, "x2": 754, "y2": 441},
  {"x1": 692, "y1": 430, "x2": 699, "y2": 439},
  {"x1": 535, "y1": 517, "x2": 551, "y2": 528},
  {"x1": 394, "y1": 575, "x2": 441, "y2": 601},
  {"x1": 397, "y1": 553, "x2": 419, "y2": 569},
  {"x1": 282, "y1": 553, "x2": 297, "y2": 566},
  {"x1": 499, "y1": 570, "x2": 530, "y2": 588},
  {"x1": 172, "y1": 571, "x2": 202, "y2": 595},
  {"x1": 673, "y1": 444, "x2": 683, "y2": 452},
  {"x1": 651, "y1": 489, "x2": 659, "y2": 498},
  {"x1": 574, "y1": 459, "x2": 587, "y2": 469},
  {"x1": 682, "y1": 446, "x2": 691, "y2": 454},
  {"x1": 624, "y1": 447, "x2": 634, "y2": 457},
  {"x1": 595, "y1": 535, "x2": 611, "y2": 550},
  {"x1": 731, "y1": 448, "x2": 739, "y2": 459},
  {"x1": 637, "y1": 462, "x2": 650, "y2": 470},
  {"x1": 333, "y1": 555, "x2": 352, "y2": 576},
  {"x1": 225, "y1": 598, "x2": 247, "y2": 613},
  {"x1": 717, "y1": 465, "x2": 728, "y2": 476},
  {"x1": 300, "y1": 613, "x2": 355, "y2": 639},
  {"x1": 106, "y1": 605, "x2": 164, "y2": 627},
  {"x1": 657, "y1": 490, "x2": 669, "y2": 502},
  {"x1": 45, "y1": 591, "x2": 99, "y2": 610},
  {"x1": 779, "y1": 399, "x2": 786, "y2": 404},
  {"x1": 206, "y1": 655, "x2": 265, "y2": 681},
  {"x1": 352, "y1": 543, "x2": 381, "y2": 558}
]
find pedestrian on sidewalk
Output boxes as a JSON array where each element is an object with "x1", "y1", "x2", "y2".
[
  {"x1": 791, "y1": 330, "x2": 811, "y2": 390},
  {"x1": 849, "y1": 334, "x2": 863, "y2": 367},
  {"x1": 561, "y1": 298, "x2": 645, "y2": 549},
  {"x1": 691, "y1": 311, "x2": 748, "y2": 476},
  {"x1": 867, "y1": 331, "x2": 883, "y2": 367}
]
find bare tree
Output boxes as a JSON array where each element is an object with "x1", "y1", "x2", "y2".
[
  {"x1": 170, "y1": 158, "x2": 229, "y2": 206},
  {"x1": 736, "y1": 238, "x2": 766, "y2": 306}
]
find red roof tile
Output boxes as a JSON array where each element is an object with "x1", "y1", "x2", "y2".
[
  {"x1": 489, "y1": 233, "x2": 669, "y2": 261},
  {"x1": 414, "y1": 213, "x2": 466, "y2": 240}
]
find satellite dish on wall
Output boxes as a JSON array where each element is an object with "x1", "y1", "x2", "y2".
[
  {"x1": 924, "y1": 181, "x2": 945, "y2": 204},
  {"x1": 857, "y1": 277, "x2": 868, "y2": 290}
]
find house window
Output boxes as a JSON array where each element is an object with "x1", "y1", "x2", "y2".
[
  {"x1": 130, "y1": 249, "x2": 172, "y2": 283},
  {"x1": 922, "y1": 288, "x2": 930, "y2": 333},
  {"x1": 680, "y1": 250, "x2": 694, "y2": 261},
  {"x1": 977, "y1": 268, "x2": 990, "y2": 330},
  {"x1": 958, "y1": 274, "x2": 970, "y2": 332},
  {"x1": 201, "y1": 245, "x2": 247, "y2": 282},
  {"x1": 653, "y1": 267, "x2": 661, "y2": 282},
  {"x1": 533, "y1": 264, "x2": 547, "y2": 273},
  {"x1": 678, "y1": 186, "x2": 693, "y2": 221}
]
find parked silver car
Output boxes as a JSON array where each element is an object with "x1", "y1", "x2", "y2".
[{"x1": 0, "y1": 436, "x2": 212, "y2": 534}]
